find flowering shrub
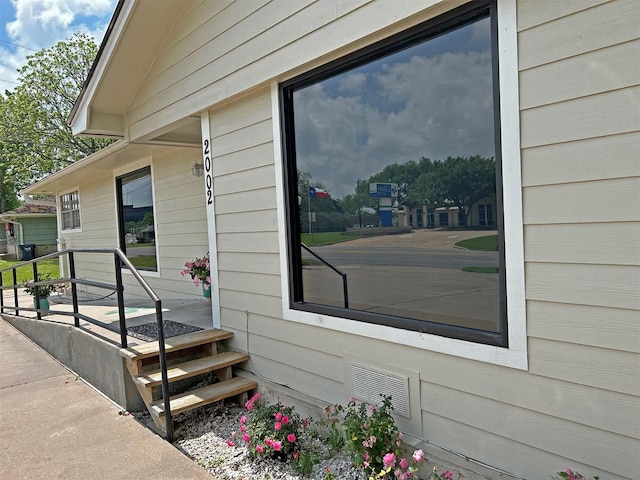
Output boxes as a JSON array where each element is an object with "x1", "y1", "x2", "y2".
[
  {"x1": 554, "y1": 469, "x2": 600, "y2": 480},
  {"x1": 23, "y1": 274, "x2": 66, "y2": 297},
  {"x1": 227, "y1": 393, "x2": 315, "y2": 475},
  {"x1": 324, "y1": 395, "x2": 425, "y2": 479},
  {"x1": 180, "y1": 253, "x2": 211, "y2": 289},
  {"x1": 426, "y1": 466, "x2": 457, "y2": 480}
]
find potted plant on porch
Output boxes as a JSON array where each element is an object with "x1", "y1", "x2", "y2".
[
  {"x1": 181, "y1": 253, "x2": 212, "y2": 301},
  {"x1": 23, "y1": 273, "x2": 66, "y2": 311}
]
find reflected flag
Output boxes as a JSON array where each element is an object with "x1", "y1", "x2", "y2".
[{"x1": 309, "y1": 186, "x2": 330, "y2": 198}]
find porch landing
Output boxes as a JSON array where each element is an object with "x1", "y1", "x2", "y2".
[{"x1": 1, "y1": 291, "x2": 214, "y2": 347}]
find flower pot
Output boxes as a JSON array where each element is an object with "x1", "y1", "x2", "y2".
[
  {"x1": 34, "y1": 297, "x2": 50, "y2": 314},
  {"x1": 202, "y1": 284, "x2": 211, "y2": 302}
]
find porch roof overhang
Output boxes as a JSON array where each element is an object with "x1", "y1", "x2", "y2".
[
  {"x1": 21, "y1": 141, "x2": 168, "y2": 196},
  {"x1": 69, "y1": 0, "x2": 189, "y2": 140}
]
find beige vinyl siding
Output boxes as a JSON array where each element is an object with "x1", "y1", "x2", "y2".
[
  {"x1": 126, "y1": 0, "x2": 467, "y2": 142},
  {"x1": 61, "y1": 148, "x2": 210, "y2": 300},
  {"x1": 517, "y1": 0, "x2": 640, "y2": 478},
  {"x1": 149, "y1": 147, "x2": 210, "y2": 299},
  {"x1": 209, "y1": 87, "x2": 283, "y2": 354},
  {"x1": 61, "y1": 174, "x2": 118, "y2": 286}
]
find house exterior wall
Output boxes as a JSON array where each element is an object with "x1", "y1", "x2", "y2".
[
  {"x1": 80, "y1": 0, "x2": 640, "y2": 478},
  {"x1": 20, "y1": 217, "x2": 57, "y2": 256},
  {"x1": 58, "y1": 147, "x2": 210, "y2": 300},
  {"x1": 205, "y1": 3, "x2": 634, "y2": 479}
]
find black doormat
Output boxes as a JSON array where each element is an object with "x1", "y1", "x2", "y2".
[{"x1": 127, "y1": 320, "x2": 203, "y2": 342}]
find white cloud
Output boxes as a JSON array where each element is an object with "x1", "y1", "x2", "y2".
[
  {"x1": 294, "y1": 49, "x2": 496, "y2": 198},
  {"x1": 1, "y1": 0, "x2": 115, "y2": 88}
]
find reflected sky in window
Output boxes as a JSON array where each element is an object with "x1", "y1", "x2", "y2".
[{"x1": 293, "y1": 17, "x2": 494, "y2": 198}]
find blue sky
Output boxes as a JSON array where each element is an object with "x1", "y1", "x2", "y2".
[{"x1": 0, "y1": 0, "x2": 117, "y2": 91}]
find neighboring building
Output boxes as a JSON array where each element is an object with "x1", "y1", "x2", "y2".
[
  {"x1": 22, "y1": 1, "x2": 640, "y2": 478},
  {"x1": 0, "y1": 204, "x2": 57, "y2": 260}
]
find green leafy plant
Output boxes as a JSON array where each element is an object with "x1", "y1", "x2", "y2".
[
  {"x1": 426, "y1": 466, "x2": 457, "y2": 479},
  {"x1": 23, "y1": 273, "x2": 66, "y2": 297},
  {"x1": 323, "y1": 395, "x2": 425, "y2": 480},
  {"x1": 227, "y1": 393, "x2": 316, "y2": 476},
  {"x1": 553, "y1": 469, "x2": 600, "y2": 480}
]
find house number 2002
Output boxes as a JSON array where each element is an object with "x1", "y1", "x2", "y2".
[{"x1": 202, "y1": 139, "x2": 213, "y2": 205}]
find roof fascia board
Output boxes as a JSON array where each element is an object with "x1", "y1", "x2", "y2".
[
  {"x1": 21, "y1": 140, "x2": 131, "y2": 195},
  {"x1": 69, "y1": 0, "x2": 131, "y2": 135}
]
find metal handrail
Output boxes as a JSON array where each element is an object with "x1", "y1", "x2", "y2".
[
  {"x1": 0, "y1": 248, "x2": 174, "y2": 442},
  {"x1": 301, "y1": 242, "x2": 349, "y2": 308}
]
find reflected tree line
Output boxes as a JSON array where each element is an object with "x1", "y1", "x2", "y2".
[{"x1": 299, "y1": 155, "x2": 496, "y2": 233}]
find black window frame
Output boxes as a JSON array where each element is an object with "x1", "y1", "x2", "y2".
[
  {"x1": 115, "y1": 166, "x2": 157, "y2": 272},
  {"x1": 280, "y1": 1, "x2": 507, "y2": 347}
]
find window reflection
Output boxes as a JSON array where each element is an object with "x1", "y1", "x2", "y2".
[
  {"x1": 289, "y1": 12, "x2": 502, "y2": 334},
  {"x1": 117, "y1": 167, "x2": 157, "y2": 271}
]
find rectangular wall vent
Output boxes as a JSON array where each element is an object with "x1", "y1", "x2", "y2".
[{"x1": 350, "y1": 363, "x2": 410, "y2": 418}]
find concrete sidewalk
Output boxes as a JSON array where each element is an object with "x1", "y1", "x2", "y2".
[{"x1": 0, "y1": 318, "x2": 213, "y2": 480}]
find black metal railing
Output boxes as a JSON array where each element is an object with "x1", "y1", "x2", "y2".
[
  {"x1": 301, "y1": 243, "x2": 349, "y2": 308},
  {"x1": 0, "y1": 248, "x2": 174, "y2": 441}
]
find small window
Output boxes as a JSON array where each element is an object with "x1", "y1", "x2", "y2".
[
  {"x1": 281, "y1": 1, "x2": 507, "y2": 346},
  {"x1": 60, "y1": 191, "x2": 81, "y2": 230},
  {"x1": 116, "y1": 167, "x2": 157, "y2": 271}
]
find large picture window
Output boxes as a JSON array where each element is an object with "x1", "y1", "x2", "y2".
[
  {"x1": 281, "y1": 2, "x2": 507, "y2": 346},
  {"x1": 116, "y1": 167, "x2": 157, "y2": 271}
]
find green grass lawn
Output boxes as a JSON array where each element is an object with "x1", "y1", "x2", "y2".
[
  {"x1": 301, "y1": 232, "x2": 360, "y2": 246},
  {"x1": 462, "y1": 266, "x2": 499, "y2": 274},
  {"x1": 455, "y1": 234, "x2": 498, "y2": 251},
  {"x1": 457, "y1": 234, "x2": 499, "y2": 274},
  {"x1": 0, "y1": 259, "x2": 61, "y2": 285}
]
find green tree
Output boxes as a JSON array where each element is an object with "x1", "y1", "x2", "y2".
[
  {"x1": 0, "y1": 33, "x2": 113, "y2": 201},
  {"x1": 411, "y1": 155, "x2": 496, "y2": 225},
  {"x1": 0, "y1": 96, "x2": 23, "y2": 212},
  {"x1": 367, "y1": 158, "x2": 432, "y2": 207}
]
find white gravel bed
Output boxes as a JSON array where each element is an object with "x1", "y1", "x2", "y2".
[{"x1": 156, "y1": 402, "x2": 367, "y2": 480}]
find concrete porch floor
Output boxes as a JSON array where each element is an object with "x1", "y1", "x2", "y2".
[{"x1": 0, "y1": 290, "x2": 214, "y2": 347}]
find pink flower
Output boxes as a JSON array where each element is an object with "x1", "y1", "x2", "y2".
[
  {"x1": 239, "y1": 425, "x2": 246, "y2": 432},
  {"x1": 265, "y1": 438, "x2": 273, "y2": 446},
  {"x1": 226, "y1": 439, "x2": 235, "y2": 447},
  {"x1": 256, "y1": 445, "x2": 264, "y2": 453},
  {"x1": 383, "y1": 452, "x2": 396, "y2": 468},
  {"x1": 240, "y1": 415, "x2": 246, "y2": 424},
  {"x1": 246, "y1": 402, "x2": 253, "y2": 411},
  {"x1": 293, "y1": 451, "x2": 299, "y2": 460},
  {"x1": 287, "y1": 433, "x2": 296, "y2": 443},
  {"x1": 400, "y1": 457, "x2": 409, "y2": 469},
  {"x1": 412, "y1": 449, "x2": 424, "y2": 463},
  {"x1": 395, "y1": 470, "x2": 409, "y2": 480},
  {"x1": 250, "y1": 393, "x2": 261, "y2": 402},
  {"x1": 281, "y1": 415, "x2": 289, "y2": 425},
  {"x1": 444, "y1": 471, "x2": 454, "y2": 480},
  {"x1": 203, "y1": 282, "x2": 210, "y2": 291},
  {"x1": 272, "y1": 440, "x2": 282, "y2": 451},
  {"x1": 242, "y1": 433, "x2": 250, "y2": 443},
  {"x1": 274, "y1": 422, "x2": 282, "y2": 431},
  {"x1": 370, "y1": 404, "x2": 376, "y2": 413},
  {"x1": 275, "y1": 412, "x2": 282, "y2": 421}
]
